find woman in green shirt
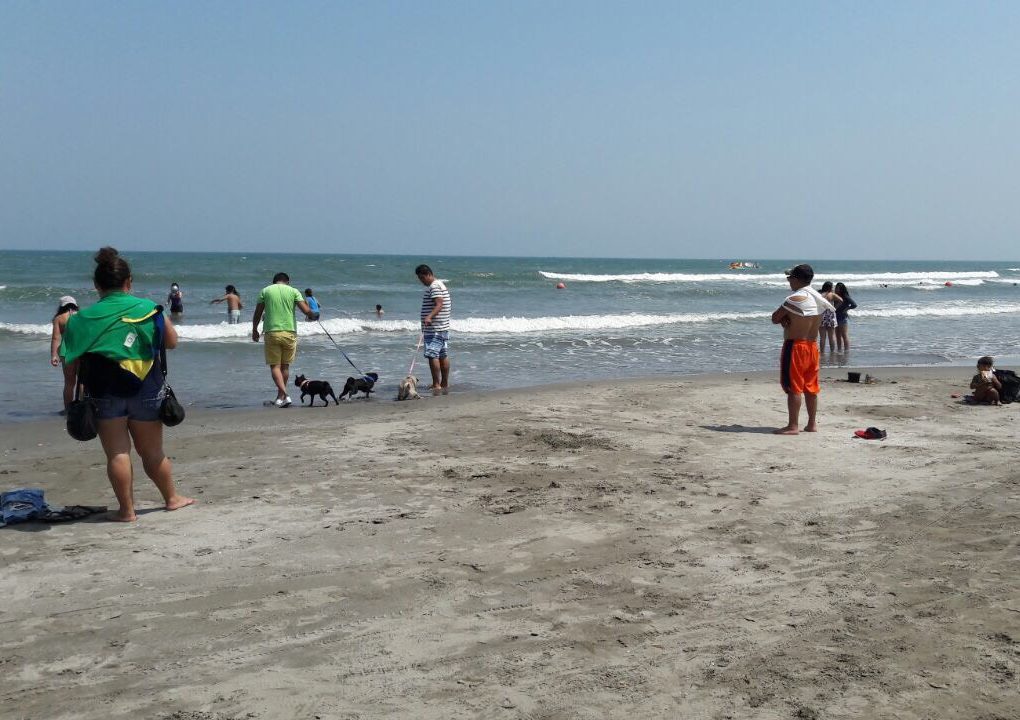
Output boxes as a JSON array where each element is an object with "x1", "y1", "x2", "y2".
[{"x1": 60, "y1": 247, "x2": 194, "y2": 522}]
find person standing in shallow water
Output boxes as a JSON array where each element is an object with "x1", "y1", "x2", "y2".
[
  {"x1": 60, "y1": 248, "x2": 194, "y2": 521},
  {"x1": 416, "y1": 264, "x2": 451, "y2": 394},
  {"x1": 210, "y1": 285, "x2": 243, "y2": 324},
  {"x1": 834, "y1": 282, "x2": 857, "y2": 352},
  {"x1": 167, "y1": 282, "x2": 184, "y2": 321},
  {"x1": 770, "y1": 264, "x2": 835, "y2": 435},
  {"x1": 817, "y1": 281, "x2": 840, "y2": 354},
  {"x1": 50, "y1": 295, "x2": 80, "y2": 412},
  {"x1": 303, "y1": 288, "x2": 321, "y2": 321}
]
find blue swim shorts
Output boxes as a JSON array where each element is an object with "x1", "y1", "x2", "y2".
[
  {"x1": 94, "y1": 376, "x2": 165, "y2": 422},
  {"x1": 423, "y1": 331, "x2": 449, "y2": 360}
]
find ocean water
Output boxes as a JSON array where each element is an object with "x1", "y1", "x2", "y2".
[{"x1": 2, "y1": 250, "x2": 1020, "y2": 422}]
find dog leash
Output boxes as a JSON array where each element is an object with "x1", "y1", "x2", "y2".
[
  {"x1": 407, "y1": 331, "x2": 424, "y2": 376},
  {"x1": 315, "y1": 318, "x2": 370, "y2": 377}
]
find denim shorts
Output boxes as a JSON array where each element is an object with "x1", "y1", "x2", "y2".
[
  {"x1": 423, "y1": 331, "x2": 449, "y2": 359},
  {"x1": 94, "y1": 380, "x2": 165, "y2": 422}
]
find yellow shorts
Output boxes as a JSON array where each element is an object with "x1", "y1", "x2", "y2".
[{"x1": 264, "y1": 331, "x2": 297, "y2": 366}]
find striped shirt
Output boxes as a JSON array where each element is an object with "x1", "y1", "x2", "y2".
[{"x1": 420, "y1": 279, "x2": 451, "y2": 332}]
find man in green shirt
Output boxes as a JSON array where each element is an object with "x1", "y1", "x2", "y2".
[{"x1": 252, "y1": 272, "x2": 314, "y2": 407}]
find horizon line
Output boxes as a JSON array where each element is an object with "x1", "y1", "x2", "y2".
[{"x1": 2, "y1": 248, "x2": 1018, "y2": 265}]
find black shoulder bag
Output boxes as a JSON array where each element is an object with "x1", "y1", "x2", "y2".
[
  {"x1": 66, "y1": 372, "x2": 99, "y2": 441},
  {"x1": 155, "y1": 309, "x2": 186, "y2": 427}
]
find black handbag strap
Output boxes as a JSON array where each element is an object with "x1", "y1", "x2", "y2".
[{"x1": 154, "y1": 305, "x2": 169, "y2": 380}]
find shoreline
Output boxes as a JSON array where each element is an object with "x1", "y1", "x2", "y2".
[{"x1": 0, "y1": 363, "x2": 991, "y2": 430}]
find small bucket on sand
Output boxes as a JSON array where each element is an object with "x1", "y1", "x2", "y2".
[{"x1": 847, "y1": 372, "x2": 861, "y2": 383}]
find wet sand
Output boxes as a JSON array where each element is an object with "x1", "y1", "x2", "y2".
[{"x1": 2, "y1": 368, "x2": 1018, "y2": 719}]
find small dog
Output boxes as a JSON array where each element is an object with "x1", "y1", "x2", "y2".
[
  {"x1": 339, "y1": 372, "x2": 379, "y2": 401},
  {"x1": 294, "y1": 374, "x2": 339, "y2": 406},
  {"x1": 396, "y1": 375, "x2": 420, "y2": 401}
]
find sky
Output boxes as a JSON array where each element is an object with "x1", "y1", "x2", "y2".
[{"x1": 1, "y1": 1, "x2": 1018, "y2": 260}]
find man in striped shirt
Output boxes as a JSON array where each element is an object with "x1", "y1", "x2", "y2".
[{"x1": 416, "y1": 264, "x2": 451, "y2": 394}]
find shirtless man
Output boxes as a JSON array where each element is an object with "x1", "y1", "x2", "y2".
[
  {"x1": 771, "y1": 264, "x2": 835, "y2": 435},
  {"x1": 210, "y1": 284, "x2": 243, "y2": 323}
]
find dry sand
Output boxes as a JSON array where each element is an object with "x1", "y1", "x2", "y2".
[{"x1": 2, "y1": 368, "x2": 1018, "y2": 720}]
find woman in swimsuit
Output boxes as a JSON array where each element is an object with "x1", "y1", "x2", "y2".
[
  {"x1": 834, "y1": 282, "x2": 858, "y2": 352},
  {"x1": 50, "y1": 295, "x2": 80, "y2": 412},
  {"x1": 817, "y1": 282, "x2": 840, "y2": 353},
  {"x1": 167, "y1": 282, "x2": 184, "y2": 320}
]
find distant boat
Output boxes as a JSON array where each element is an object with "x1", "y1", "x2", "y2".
[{"x1": 729, "y1": 261, "x2": 760, "y2": 269}]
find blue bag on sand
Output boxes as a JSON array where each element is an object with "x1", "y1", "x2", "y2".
[{"x1": 0, "y1": 488, "x2": 49, "y2": 527}]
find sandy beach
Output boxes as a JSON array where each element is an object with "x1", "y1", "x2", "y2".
[{"x1": 2, "y1": 368, "x2": 1018, "y2": 720}]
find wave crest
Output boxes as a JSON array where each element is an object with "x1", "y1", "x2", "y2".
[
  {"x1": 3, "y1": 302, "x2": 1020, "y2": 340},
  {"x1": 539, "y1": 270, "x2": 1002, "y2": 285}
]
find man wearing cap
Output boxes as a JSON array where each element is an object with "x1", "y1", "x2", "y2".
[
  {"x1": 770, "y1": 264, "x2": 835, "y2": 434},
  {"x1": 50, "y1": 295, "x2": 81, "y2": 412}
]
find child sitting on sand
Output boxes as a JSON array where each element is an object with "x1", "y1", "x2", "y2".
[{"x1": 970, "y1": 356, "x2": 1002, "y2": 405}]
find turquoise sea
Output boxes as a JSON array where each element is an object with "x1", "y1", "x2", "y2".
[{"x1": 2, "y1": 250, "x2": 1020, "y2": 422}]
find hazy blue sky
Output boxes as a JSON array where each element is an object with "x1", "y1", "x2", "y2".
[{"x1": 2, "y1": 2, "x2": 1018, "y2": 259}]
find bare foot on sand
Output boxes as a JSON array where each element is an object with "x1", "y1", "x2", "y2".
[
  {"x1": 166, "y1": 496, "x2": 196, "y2": 511},
  {"x1": 109, "y1": 510, "x2": 137, "y2": 522},
  {"x1": 773, "y1": 426, "x2": 799, "y2": 435},
  {"x1": 803, "y1": 423, "x2": 818, "y2": 432}
]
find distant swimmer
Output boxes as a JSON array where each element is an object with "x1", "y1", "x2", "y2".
[
  {"x1": 210, "y1": 284, "x2": 243, "y2": 324},
  {"x1": 304, "y1": 288, "x2": 321, "y2": 321},
  {"x1": 375, "y1": 304, "x2": 384, "y2": 317},
  {"x1": 167, "y1": 282, "x2": 184, "y2": 320}
]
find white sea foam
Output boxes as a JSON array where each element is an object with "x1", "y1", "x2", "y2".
[
  {"x1": 856, "y1": 303, "x2": 1020, "y2": 318},
  {"x1": 454, "y1": 312, "x2": 753, "y2": 333},
  {"x1": 4, "y1": 302, "x2": 1020, "y2": 340},
  {"x1": 430, "y1": 305, "x2": 1020, "y2": 330},
  {"x1": 0, "y1": 322, "x2": 51, "y2": 335},
  {"x1": 0, "y1": 318, "x2": 419, "y2": 340},
  {"x1": 539, "y1": 270, "x2": 1001, "y2": 284},
  {"x1": 174, "y1": 318, "x2": 419, "y2": 341},
  {"x1": 539, "y1": 271, "x2": 752, "y2": 283}
]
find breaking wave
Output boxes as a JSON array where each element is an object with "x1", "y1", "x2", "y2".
[
  {"x1": 538, "y1": 270, "x2": 1002, "y2": 286},
  {"x1": 4, "y1": 302, "x2": 1020, "y2": 340}
]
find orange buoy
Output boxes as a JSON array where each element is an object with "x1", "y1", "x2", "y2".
[{"x1": 556, "y1": 282, "x2": 566, "y2": 289}]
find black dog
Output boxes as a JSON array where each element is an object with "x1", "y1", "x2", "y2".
[
  {"x1": 294, "y1": 374, "x2": 339, "y2": 406},
  {"x1": 338, "y1": 372, "x2": 379, "y2": 401}
]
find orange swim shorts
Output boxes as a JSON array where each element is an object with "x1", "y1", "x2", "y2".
[{"x1": 780, "y1": 339, "x2": 820, "y2": 395}]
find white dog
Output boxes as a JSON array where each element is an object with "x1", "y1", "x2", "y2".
[{"x1": 396, "y1": 375, "x2": 421, "y2": 401}]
